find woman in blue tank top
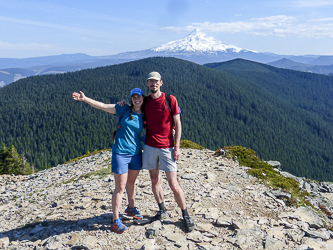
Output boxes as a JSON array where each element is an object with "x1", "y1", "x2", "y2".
[{"x1": 72, "y1": 88, "x2": 144, "y2": 234}]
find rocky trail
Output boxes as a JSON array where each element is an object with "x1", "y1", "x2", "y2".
[{"x1": 1, "y1": 149, "x2": 333, "y2": 249}]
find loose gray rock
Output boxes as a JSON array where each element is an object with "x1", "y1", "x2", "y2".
[
  {"x1": 266, "y1": 161, "x2": 281, "y2": 168},
  {"x1": 303, "y1": 228, "x2": 331, "y2": 240},
  {"x1": 1, "y1": 149, "x2": 333, "y2": 250}
]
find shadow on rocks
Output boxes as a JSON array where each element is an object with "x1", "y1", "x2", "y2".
[{"x1": 1, "y1": 213, "x2": 114, "y2": 243}]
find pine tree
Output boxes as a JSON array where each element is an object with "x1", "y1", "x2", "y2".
[{"x1": 0, "y1": 143, "x2": 32, "y2": 175}]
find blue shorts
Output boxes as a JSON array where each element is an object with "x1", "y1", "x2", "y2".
[{"x1": 111, "y1": 153, "x2": 142, "y2": 175}]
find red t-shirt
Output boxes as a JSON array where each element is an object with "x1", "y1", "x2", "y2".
[{"x1": 145, "y1": 92, "x2": 180, "y2": 148}]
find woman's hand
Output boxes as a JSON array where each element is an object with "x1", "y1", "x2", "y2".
[
  {"x1": 72, "y1": 91, "x2": 85, "y2": 101},
  {"x1": 117, "y1": 100, "x2": 127, "y2": 106}
]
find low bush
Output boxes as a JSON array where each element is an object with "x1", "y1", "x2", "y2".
[
  {"x1": 225, "y1": 146, "x2": 310, "y2": 207},
  {"x1": 180, "y1": 140, "x2": 204, "y2": 150}
]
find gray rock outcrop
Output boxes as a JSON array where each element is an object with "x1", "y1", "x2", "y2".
[{"x1": 1, "y1": 149, "x2": 333, "y2": 249}]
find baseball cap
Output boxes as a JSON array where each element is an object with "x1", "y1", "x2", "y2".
[
  {"x1": 147, "y1": 71, "x2": 161, "y2": 81},
  {"x1": 130, "y1": 88, "x2": 144, "y2": 97}
]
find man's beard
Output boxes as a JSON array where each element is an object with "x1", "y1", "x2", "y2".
[{"x1": 150, "y1": 89, "x2": 158, "y2": 93}]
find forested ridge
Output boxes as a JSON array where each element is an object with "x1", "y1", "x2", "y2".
[
  {"x1": 205, "y1": 59, "x2": 333, "y2": 124},
  {"x1": 0, "y1": 57, "x2": 333, "y2": 181}
]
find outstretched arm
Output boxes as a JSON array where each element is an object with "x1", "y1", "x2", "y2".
[{"x1": 72, "y1": 91, "x2": 116, "y2": 114}]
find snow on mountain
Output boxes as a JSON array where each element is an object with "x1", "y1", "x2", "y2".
[
  {"x1": 2, "y1": 30, "x2": 332, "y2": 87},
  {"x1": 151, "y1": 29, "x2": 258, "y2": 54}
]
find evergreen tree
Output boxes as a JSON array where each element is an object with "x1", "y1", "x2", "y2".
[{"x1": 0, "y1": 143, "x2": 32, "y2": 175}]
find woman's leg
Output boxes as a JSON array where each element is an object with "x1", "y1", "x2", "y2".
[
  {"x1": 112, "y1": 172, "x2": 128, "y2": 222},
  {"x1": 126, "y1": 169, "x2": 140, "y2": 208}
]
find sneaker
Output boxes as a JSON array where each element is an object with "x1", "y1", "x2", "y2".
[
  {"x1": 110, "y1": 219, "x2": 127, "y2": 234},
  {"x1": 125, "y1": 206, "x2": 143, "y2": 220},
  {"x1": 183, "y1": 215, "x2": 195, "y2": 232},
  {"x1": 151, "y1": 210, "x2": 168, "y2": 221}
]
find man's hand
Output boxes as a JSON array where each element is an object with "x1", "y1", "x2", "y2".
[
  {"x1": 117, "y1": 100, "x2": 127, "y2": 106},
  {"x1": 173, "y1": 147, "x2": 181, "y2": 161},
  {"x1": 72, "y1": 91, "x2": 85, "y2": 101}
]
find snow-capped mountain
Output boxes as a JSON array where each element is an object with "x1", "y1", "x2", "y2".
[
  {"x1": 2, "y1": 29, "x2": 333, "y2": 87},
  {"x1": 151, "y1": 29, "x2": 258, "y2": 54},
  {"x1": 103, "y1": 29, "x2": 281, "y2": 64}
]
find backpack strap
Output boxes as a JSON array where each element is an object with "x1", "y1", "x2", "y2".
[
  {"x1": 165, "y1": 94, "x2": 183, "y2": 128},
  {"x1": 165, "y1": 94, "x2": 173, "y2": 115},
  {"x1": 141, "y1": 96, "x2": 147, "y2": 128},
  {"x1": 165, "y1": 94, "x2": 182, "y2": 119},
  {"x1": 165, "y1": 95, "x2": 184, "y2": 140}
]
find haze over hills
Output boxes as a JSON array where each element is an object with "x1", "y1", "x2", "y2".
[
  {"x1": 1, "y1": 57, "x2": 333, "y2": 182},
  {"x1": 0, "y1": 54, "x2": 131, "y2": 87},
  {"x1": 1, "y1": 29, "x2": 333, "y2": 87},
  {"x1": 268, "y1": 58, "x2": 333, "y2": 75}
]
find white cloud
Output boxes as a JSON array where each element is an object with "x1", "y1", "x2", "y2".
[
  {"x1": 0, "y1": 40, "x2": 93, "y2": 58},
  {"x1": 281, "y1": 23, "x2": 333, "y2": 38},
  {"x1": 0, "y1": 40, "x2": 54, "y2": 50},
  {"x1": 162, "y1": 15, "x2": 333, "y2": 38},
  {"x1": 0, "y1": 16, "x2": 86, "y2": 33},
  {"x1": 311, "y1": 17, "x2": 333, "y2": 22},
  {"x1": 0, "y1": 15, "x2": 122, "y2": 42},
  {"x1": 162, "y1": 15, "x2": 294, "y2": 33}
]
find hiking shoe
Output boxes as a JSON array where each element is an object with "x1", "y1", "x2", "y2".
[
  {"x1": 184, "y1": 215, "x2": 195, "y2": 232},
  {"x1": 110, "y1": 219, "x2": 127, "y2": 234},
  {"x1": 151, "y1": 210, "x2": 168, "y2": 221},
  {"x1": 125, "y1": 206, "x2": 143, "y2": 220}
]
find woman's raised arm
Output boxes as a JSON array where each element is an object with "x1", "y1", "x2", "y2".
[{"x1": 72, "y1": 91, "x2": 116, "y2": 114}]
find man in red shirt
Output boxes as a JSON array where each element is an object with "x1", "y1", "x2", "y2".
[{"x1": 143, "y1": 71, "x2": 195, "y2": 232}]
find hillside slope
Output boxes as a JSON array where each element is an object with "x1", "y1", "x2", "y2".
[
  {"x1": 1, "y1": 57, "x2": 333, "y2": 181},
  {"x1": 205, "y1": 59, "x2": 333, "y2": 125}
]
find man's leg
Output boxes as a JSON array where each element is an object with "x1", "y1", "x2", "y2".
[
  {"x1": 149, "y1": 168, "x2": 168, "y2": 220},
  {"x1": 165, "y1": 171, "x2": 186, "y2": 210},
  {"x1": 143, "y1": 146, "x2": 169, "y2": 220},
  {"x1": 165, "y1": 171, "x2": 195, "y2": 232},
  {"x1": 149, "y1": 168, "x2": 164, "y2": 204},
  {"x1": 143, "y1": 145, "x2": 164, "y2": 203}
]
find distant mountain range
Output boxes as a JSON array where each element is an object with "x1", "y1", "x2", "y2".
[
  {"x1": 267, "y1": 58, "x2": 333, "y2": 75},
  {"x1": 1, "y1": 29, "x2": 333, "y2": 87},
  {"x1": 0, "y1": 54, "x2": 131, "y2": 87}
]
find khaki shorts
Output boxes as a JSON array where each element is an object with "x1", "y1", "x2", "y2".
[{"x1": 142, "y1": 145, "x2": 177, "y2": 171}]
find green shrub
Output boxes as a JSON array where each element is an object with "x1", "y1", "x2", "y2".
[
  {"x1": 180, "y1": 140, "x2": 204, "y2": 150},
  {"x1": 225, "y1": 146, "x2": 260, "y2": 167},
  {"x1": 225, "y1": 146, "x2": 309, "y2": 207}
]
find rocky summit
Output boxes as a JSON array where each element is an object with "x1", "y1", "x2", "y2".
[{"x1": 1, "y1": 149, "x2": 333, "y2": 250}]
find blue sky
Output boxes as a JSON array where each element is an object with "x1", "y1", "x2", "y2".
[{"x1": 1, "y1": 0, "x2": 333, "y2": 58}]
